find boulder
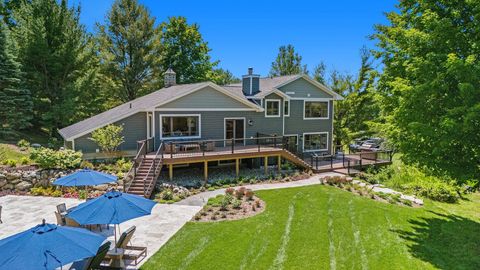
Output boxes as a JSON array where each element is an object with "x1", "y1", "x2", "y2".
[
  {"x1": 0, "y1": 179, "x2": 6, "y2": 188},
  {"x1": 0, "y1": 173, "x2": 6, "y2": 180},
  {"x1": 95, "y1": 184, "x2": 109, "y2": 192},
  {"x1": 6, "y1": 172, "x2": 20, "y2": 181},
  {"x1": 413, "y1": 198, "x2": 424, "y2": 205},
  {"x1": 16, "y1": 181, "x2": 33, "y2": 191}
]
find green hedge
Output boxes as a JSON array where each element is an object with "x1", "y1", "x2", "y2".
[{"x1": 30, "y1": 147, "x2": 82, "y2": 169}]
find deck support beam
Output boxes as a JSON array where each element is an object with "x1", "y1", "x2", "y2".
[
  {"x1": 204, "y1": 161, "x2": 208, "y2": 184},
  {"x1": 278, "y1": 155, "x2": 281, "y2": 173},
  {"x1": 235, "y1": 158, "x2": 240, "y2": 177},
  {"x1": 168, "y1": 164, "x2": 173, "y2": 180},
  {"x1": 264, "y1": 156, "x2": 268, "y2": 174}
]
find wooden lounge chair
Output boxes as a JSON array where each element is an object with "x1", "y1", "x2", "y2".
[
  {"x1": 69, "y1": 242, "x2": 122, "y2": 270},
  {"x1": 55, "y1": 211, "x2": 65, "y2": 226},
  {"x1": 110, "y1": 226, "x2": 147, "y2": 266}
]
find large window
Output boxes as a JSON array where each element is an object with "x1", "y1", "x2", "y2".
[
  {"x1": 161, "y1": 115, "x2": 200, "y2": 138},
  {"x1": 304, "y1": 101, "x2": 329, "y2": 119},
  {"x1": 265, "y1": 99, "x2": 280, "y2": 117},
  {"x1": 303, "y1": 132, "x2": 328, "y2": 152}
]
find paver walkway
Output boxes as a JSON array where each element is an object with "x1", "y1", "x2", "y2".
[{"x1": 0, "y1": 172, "x2": 340, "y2": 269}]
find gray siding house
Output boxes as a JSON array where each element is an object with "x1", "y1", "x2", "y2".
[{"x1": 58, "y1": 68, "x2": 343, "y2": 159}]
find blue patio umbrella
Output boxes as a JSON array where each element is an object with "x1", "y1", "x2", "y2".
[
  {"x1": 53, "y1": 169, "x2": 117, "y2": 187},
  {"x1": 67, "y1": 190, "x2": 156, "y2": 248},
  {"x1": 53, "y1": 169, "x2": 117, "y2": 200},
  {"x1": 0, "y1": 220, "x2": 105, "y2": 270}
]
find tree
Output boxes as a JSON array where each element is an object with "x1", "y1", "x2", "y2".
[
  {"x1": 96, "y1": 0, "x2": 160, "y2": 102},
  {"x1": 312, "y1": 61, "x2": 327, "y2": 85},
  {"x1": 270, "y1": 44, "x2": 308, "y2": 76},
  {"x1": 374, "y1": 0, "x2": 480, "y2": 181},
  {"x1": 89, "y1": 124, "x2": 125, "y2": 153},
  {"x1": 328, "y1": 48, "x2": 379, "y2": 147},
  {"x1": 0, "y1": 20, "x2": 32, "y2": 137},
  {"x1": 158, "y1": 16, "x2": 217, "y2": 85},
  {"x1": 12, "y1": 0, "x2": 103, "y2": 135},
  {"x1": 207, "y1": 68, "x2": 240, "y2": 85}
]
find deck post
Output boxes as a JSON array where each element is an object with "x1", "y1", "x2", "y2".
[
  {"x1": 204, "y1": 161, "x2": 208, "y2": 183},
  {"x1": 264, "y1": 156, "x2": 268, "y2": 174},
  {"x1": 235, "y1": 158, "x2": 240, "y2": 177},
  {"x1": 169, "y1": 164, "x2": 173, "y2": 180},
  {"x1": 277, "y1": 155, "x2": 281, "y2": 172}
]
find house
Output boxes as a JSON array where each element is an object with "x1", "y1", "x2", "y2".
[{"x1": 58, "y1": 68, "x2": 343, "y2": 196}]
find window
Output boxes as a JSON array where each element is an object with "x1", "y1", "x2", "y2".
[
  {"x1": 265, "y1": 99, "x2": 280, "y2": 117},
  {"x1": 304, "y1": 101, "x2": 329, "y2": 119},
  {"x1": 147, "y1": 114, "x2": 153, "y2": 138},
  {"x1": 303, "y1": 133, "x2": 328, "y2": 152},
  {"x1": 284, "y1": 100, "x2": 290, "y2": 116},
  {"x1": 161, "y1": 115, "x2": 200, "y2": 138}
]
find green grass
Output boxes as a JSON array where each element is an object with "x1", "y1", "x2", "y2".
[{"x1": 141, "y1": 185, "x2": 480, "y2": 270}]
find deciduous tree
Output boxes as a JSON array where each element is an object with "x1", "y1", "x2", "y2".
[{"x1": 374, "y1": 0, "x2": 480, "y2": 181}]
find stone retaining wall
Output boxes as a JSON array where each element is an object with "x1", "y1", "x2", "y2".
[{"x1": 0, "y1": 168, "x2": 121, "y2": 193}]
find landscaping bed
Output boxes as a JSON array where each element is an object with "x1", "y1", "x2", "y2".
[{"x1": 193, "y1": 187, "x2": 265, "y2": 222}]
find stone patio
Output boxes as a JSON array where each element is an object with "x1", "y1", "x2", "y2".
[{"x1": 0, "y1": 195, "x2": 201, "y2": 269}]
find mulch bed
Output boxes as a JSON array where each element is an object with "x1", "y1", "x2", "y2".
[{"x1": 193, "y1": 196, "x2": 266, "y2": 222}]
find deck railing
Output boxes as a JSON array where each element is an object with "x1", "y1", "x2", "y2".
[
  {"x1": 123, "y1": 139, "x2": 147, "y2": 192},
  {"x1": 159, "y1": 135, "x2": 286, "y2": 159},
  {"x1": 142, "y1": 142, "x2": 163, "y2": 197}
]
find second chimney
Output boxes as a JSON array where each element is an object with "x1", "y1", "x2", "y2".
[{"x1": 242, "y1": 67, "x2": 260, "y2": 96}]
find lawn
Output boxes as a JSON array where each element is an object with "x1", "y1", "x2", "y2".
[{"x1": 141, "y1": 185, "x2": 480, "y2": 270}]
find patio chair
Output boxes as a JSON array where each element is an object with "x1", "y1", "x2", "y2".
[
  {"x1": 65, "y1": 216, "x2": 81, "y2": 227},
  {"x1": 57, "y1": 203, "x2": 67, "y2": 215},
  {"x1": 55, "y1": 211, "x2": 65, "y2": 226},
  {"x1": 164, "y1": 143, "x2": 177, "y2": 154},
  {"x1": 69, "y1": 242, "x2": 122, "y2": 270},
  {"x1": 109, "y1": 226, "x2": 147, "y2": 266},
  {"x1": 204, "y1": 141, "x2": 215, "y2": 152}
]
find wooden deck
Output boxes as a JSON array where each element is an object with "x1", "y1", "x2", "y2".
[{"x1": 147, "y1": 145, "x2": 285, "y2": 165}]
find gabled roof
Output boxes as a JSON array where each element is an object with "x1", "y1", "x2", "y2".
[{"x1": 59, "y1": 82, "x2": 262, "y2": 140}]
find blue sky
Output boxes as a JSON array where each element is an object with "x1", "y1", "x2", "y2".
[{"x1": 72, "y1": 0, "x2": 397, "y2": 78}]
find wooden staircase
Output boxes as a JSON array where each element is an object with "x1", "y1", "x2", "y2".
[
  {"x1": 124, "y1": 140, "x2": 163, "y2": 198},
  {"x1": 281, "y1": 149, "x2": 313, "y2": 170}
]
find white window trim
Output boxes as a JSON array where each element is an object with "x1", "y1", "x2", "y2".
[
  {"x1": 146, "y1": 113, "x2": 153, "y2": 139},
  {"x1": 284, "y1": 100, "x2": 290, "y2": 117},
  {"x1": 303, "y1": 100, "x2": 329, "y2": 120},
  {"x1": 265, "y1": 99, "x2": 281, "y2": 118},
  {"x1": 159, "y1": 114, "x2": 201, "y2": 140},
  {"x1": 303, "y1": 132, "x2": 329, "y2": 152},
  {"x1": 223, "y1": 117, "x2": 247, "y2": 147}
]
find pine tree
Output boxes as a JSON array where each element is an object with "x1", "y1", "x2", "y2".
[
  {"x1": 270, "y1": 44, "x2": 308, "y2": 76},
  {"x1": 0, "y1": 20, "x2": 32, "y2": 137},
  {"x1": 97, "y1": 0, "x2": 160, "y2": 102}
]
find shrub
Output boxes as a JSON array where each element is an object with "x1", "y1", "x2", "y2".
[
  {"x1": 17, "y1": 139, "x2": 30, "y2": 151},
  {"x1": 20, "y1": 157, "x2": 30, "y2": 165},
  {"x1": 404, "y1": 180, "x2": 459, "y2": 203},
  {"x1": 30, "y1": 148, "x2": 82, "y2": 169},
  {"x1": 3, "y1": 159, "x2": 17, "y2": 167},
  {"x1": 207, "y1": 195, "x2": 225, "y2": 207},
  {"x1": 30, "y1": 186, "x2": 62, "y2": 197},
  {"x1": 194, "y1": 214, "x2": 201, "y2": 221},
  {"x1": 235, "y1": 187, "x2": 246, "y2": 199},
  {"x1": 116, "y1": 158, "x2": 132, "y2": 173},
  {"x1": 232, "y1": 198, "x2": 242, "y2": 209},
  {"x1": 225, "y1": 187, "x2": 235, "y2": 195},
  {"x1": 161, "y1": 190, "x2": 174, "y2": 201},
  {"x1": 255, "y1": 199, "x2": 261, "y2": 208},
  {"x1": 245, "y1": 189, "x2": 254, "y2": 200},
  {"x1": 252, "y1": 204, "x2": 256, "y2": 211},
  {"x1": 80, "y1": 160, "x2": 95, "y2": 169}
]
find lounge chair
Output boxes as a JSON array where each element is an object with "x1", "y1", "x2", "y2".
[
  {"x1": 57, "y1": 203, "x2": 67, "y2": 214},
  {"x1": 108, "y1": 226, "x2": 147, "y2": 266},
  {"x1": 69, "y1": 242, "x2": 122, "y2": 270},
  {"x1": 55, "y1": 211, "x2": 65, "y2": 226}
]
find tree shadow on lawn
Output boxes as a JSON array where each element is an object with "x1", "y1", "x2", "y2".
[{"x1": 393, "y1": 211, "x2": 480, "y2": 270}]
